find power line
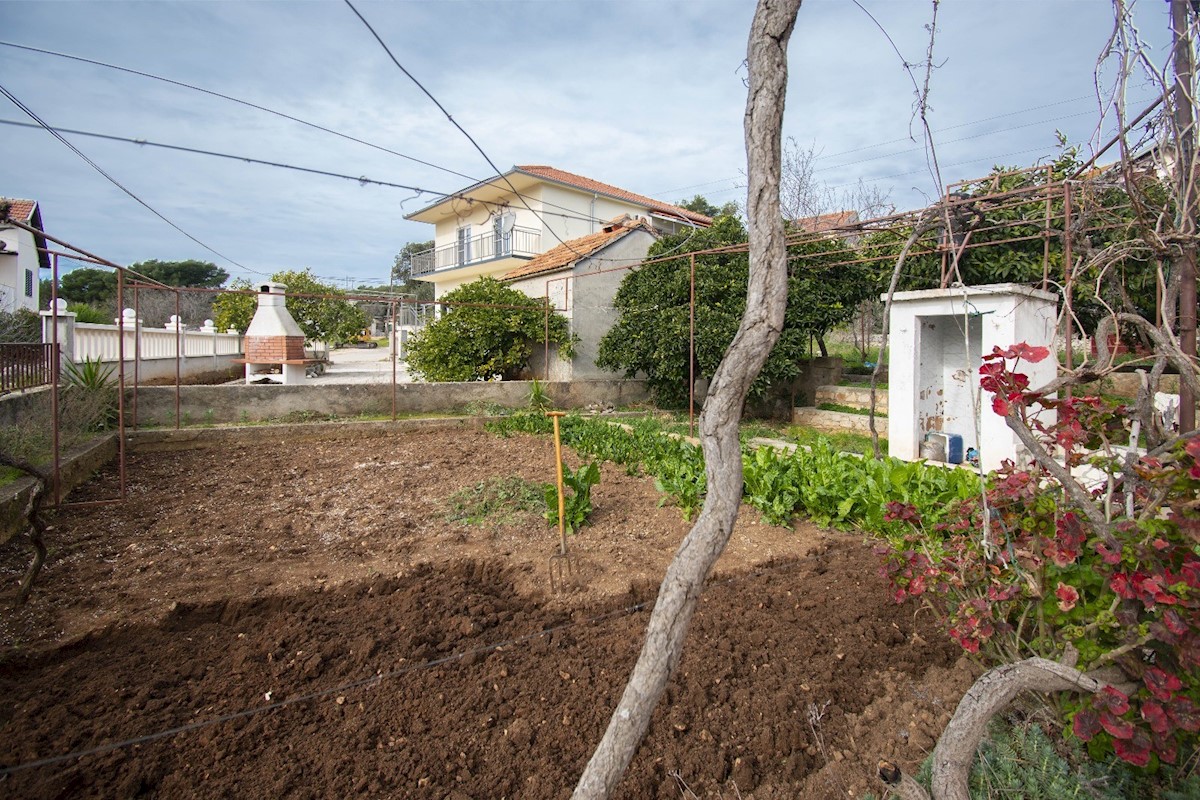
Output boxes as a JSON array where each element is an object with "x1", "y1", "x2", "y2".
[
  {"x1": 0, "y1": 39, "x2": 480, "y2": 185},
  {"x1": 0, "y1": 118, "x2": 449, "y2": 195},
  {"x1": 342, "y1": 0, "x2": 591, "y2": 259},
  {"x1": 3, "y1": 37, "x2": 706, "y2": 261},
  {"x1": 650, "y1": 97, "x2": 1155, "y2": 199},
  {"x1": 0, "y1": 82, "x2": 259, "y2": 275}
]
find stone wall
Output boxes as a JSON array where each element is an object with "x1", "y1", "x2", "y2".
[
  {"x1": 814, "y1": 385, "x2": 889, "y2": 415},
  {"x1": 792, "y1": 357, "x2": 844, "y2": 407},
  {"x1": 792, "y1": 407, "x2": 888, "y2": 437}
]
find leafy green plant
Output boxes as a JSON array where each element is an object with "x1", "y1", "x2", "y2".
[
  {"x1": 446, "y1": 476, "x2": 546, "y2": 526},
  {"x1": 405, "y1": 277, "x2": 575, "y2": 382},
  {"x1": 66, "y1": 303, "x2": 110, "y2": 324},
  {"x1": 527, "y1": 377, "x2": 552, "y2": 411},
  {"x1": 484, "y1": 411, "x2": 553, "y2": 437},
  {"x1": 787, "y1": 425, "x2": 881, "y2": 456},
  {"x1": 742, "y1": 446, "x2": 801, "y2": 526},
  {"x1": 651, "y1": 438, "x2": 706, "y2": 521},
  {"x1": 544, "y1": 460, "x2": 601, "y2": 535},
  {"x1": 816, "y1": 401, "x2": 886, "y2": 417}
]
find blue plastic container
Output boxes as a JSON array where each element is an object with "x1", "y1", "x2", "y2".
[{"x1": 944, "y1": 433, "x2": 964, "y2": 465}]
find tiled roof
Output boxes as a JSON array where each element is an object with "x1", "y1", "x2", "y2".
[
  {"x1": 1, "y1": 198, "x2": 38, "y2": 224},
  {"x1": 793, "y1": 210, "x2": 859, "y2": 233},
  {"x1": 515, "y1": 166, "x2": 713, "y2": 227},
  {"x1": 0, "y1": 197, "x2": 49, "y2": 271},
  {"x1": 502, "y1": 216, "x2": 655, "y2": 281}
]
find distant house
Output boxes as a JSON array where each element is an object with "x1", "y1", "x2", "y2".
[
  {"x1": 793, "y1": 210, "x2": 859, "y2": 234},
  {"x1": 0, "y1": 198, "x2": 47, "y2": 314},
  {"x1": 404, "y1": 165, "x2": 711, "y2": 301},
  {"x1": 503, "y1": 215, "x2": 659, "y2": 379}
]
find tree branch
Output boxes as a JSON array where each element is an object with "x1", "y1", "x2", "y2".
[{"x1": 569, "y1": 1, "x2": 802, "y2": 796}]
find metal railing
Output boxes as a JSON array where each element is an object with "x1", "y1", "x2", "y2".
[
  {"x1": 0, "y1": 342, "x2": 56, "y2": 392},
  {"x1": 411, "y1": 226, "x2": 540, "y2": 276}
]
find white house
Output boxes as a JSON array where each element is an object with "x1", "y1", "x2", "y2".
[
  {"x1": 0, "y1": 198, "x2": 47, "y2": 314},
  {"x1": 404, "y1": 165, "x2": 711, "y2": 300},
  {"x1": 503, "y1": 215, "x2": 660, "y2": 379}
]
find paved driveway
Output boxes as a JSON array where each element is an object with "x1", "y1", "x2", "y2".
[{"x1": 316, "y1": 345, "x2": 414, "y2": 385}]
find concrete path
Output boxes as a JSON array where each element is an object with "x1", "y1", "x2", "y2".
[{"x1": 312, "y1": 345, "x2": 415, "y2": 385}]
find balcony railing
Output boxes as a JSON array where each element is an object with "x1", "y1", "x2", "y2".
[{"x1": 411, "y1": 226, "x2": 540, "y2": 277}]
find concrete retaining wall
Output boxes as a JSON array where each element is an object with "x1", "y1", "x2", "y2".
[
  {"x1": 1, "y1": 434, "x2": 119, "y2": 545},
  {"x1": 128, "y1": 379, "x2": 650, "y2": 426},
  {"x1": 119, "y1": 354, "x2": 243, "y2": 384},
  {"x1": 0, "y1": 385, "x2": 52, "y2": 429}
]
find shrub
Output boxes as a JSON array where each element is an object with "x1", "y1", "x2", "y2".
[
  {"x1": 880, "y1": 343, "x2": 1200, "y2": 768},
  {"x1": 406, "y1": 278, "x2": 574, "y2": 382}
]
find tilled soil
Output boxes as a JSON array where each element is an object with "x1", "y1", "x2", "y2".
[{"x1": 0, "y1": 424, "x2": 970, "y2": 798}]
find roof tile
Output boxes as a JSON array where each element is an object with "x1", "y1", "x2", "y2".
[
  {"x1": 0, "y1": 198, "x2": 38, "y2": 224},
  {"x1": 515, "y1": 166, "x2": 712, "y2": 226},
  {"x1": 502, "y1": 216, "x2": 654, "y2": 281}
]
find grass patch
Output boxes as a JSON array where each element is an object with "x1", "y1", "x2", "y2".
[
  {"x1": 786, "y1": 425, "x2": 883, "y2": 456},
  {"x1": 445, "y1": 476, "x2": 547, "y2": 526},
  {"x1": 838, "y1": 377, "x2": 888, "y2": 389},
  {"x1": 816, "y1": 401, "x2": 887, "y2": 418}
]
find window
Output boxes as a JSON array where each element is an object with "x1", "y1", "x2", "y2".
[
  {"x1": 456, "y1": 225, "x2": 472, "y2": 266},
  {"x1": 24, "y1": 269, "x2": 33, "y2": 297}
]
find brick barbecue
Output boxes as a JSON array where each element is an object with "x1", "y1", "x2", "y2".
[{"x1": 239, "y1": 282, "x2": 312, "y2": 385}]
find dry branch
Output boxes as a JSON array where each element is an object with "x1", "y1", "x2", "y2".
[{"x1": 881, "y1": 658, "x2": 1111, "y2": 800}]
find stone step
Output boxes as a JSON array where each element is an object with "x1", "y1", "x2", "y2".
[
  {"x1": 813, "y1": 384, "x2": 889, "y2": 415},
  {"x1": 792, "y1": 407, "x2": 888, "y2": 438}
]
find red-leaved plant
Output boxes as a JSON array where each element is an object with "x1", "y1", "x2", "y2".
[{"x1": 878, "y1": 343, "x2": 1200, "y2": 767}]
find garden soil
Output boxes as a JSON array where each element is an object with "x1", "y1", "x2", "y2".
[{"x1": 0, "y1": 424, "x2": 971, "y2": 799}]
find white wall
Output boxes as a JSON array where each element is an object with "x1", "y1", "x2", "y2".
[
  {"x1": 0, "y1": 226, "x2": 39, "y2": 314},
  {"x1": 888, "y1": 283, "x2": 1058, "y2": 472}
]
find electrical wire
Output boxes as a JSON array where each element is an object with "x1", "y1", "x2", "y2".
[
  {"x1": 0, "y1": 82, "x2": 259, "y2": 275},
  {"x1": 0, "y1": 40, "x2": 694, "y2": 237},
  {"x1": 651, "y1": 97, "x2": 1155, "y2": 200},
  {"x1": 341, "y1": 0, "x2": 592, "y2": 260},
  {"x1": 0, "y1": 39, "x2": 480, "y2": 185},
  {"x1": 0, "y1": 118, "x2": 451, "y2": 195}
]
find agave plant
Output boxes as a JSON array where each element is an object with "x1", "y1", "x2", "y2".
[{"x1": 61, "y1": 357, "x2": 118, "y2": 430}]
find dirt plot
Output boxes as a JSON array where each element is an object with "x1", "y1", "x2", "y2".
[{"x1": 0, "y1": 425, "x2": 970, "y2": 798}]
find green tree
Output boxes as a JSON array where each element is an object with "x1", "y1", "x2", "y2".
[
  {"x1": 676, "y1": 194, "x2": 740, "y2": 219},
  {"x1": 59, "y1": 267, "x2": 116, "y2": 306},
  {"x1": 860, "y1": 146, "x2": 1166, "y2": 340},
  {"x1": 405, "y1": 277, "x2": 573, "y2": 381},
  {"x1": 392, "y1": 240, "x2": 435, "y2": 302},
  {"x1": 128, "y1": 259, "x2": 228, "y2": 288},
  {"x1": 596, "y1": 215, "x2": 866, "y2": 406},
  {"x1": 212, "y1": 269, "x2": 369, "y2": 345}
]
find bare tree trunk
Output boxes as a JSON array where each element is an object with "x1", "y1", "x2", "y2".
[{"x1": 570, "y1": 1, "x2": 801, "y2": 796}]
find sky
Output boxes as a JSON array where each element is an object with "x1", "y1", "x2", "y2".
[{"x1": 0, "y1": 0, "x2": 1179, "y2": 290}]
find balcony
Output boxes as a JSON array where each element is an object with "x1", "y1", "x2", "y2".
[{"x1": 412, "y1": 226, "x2": 541, "y2": 278}]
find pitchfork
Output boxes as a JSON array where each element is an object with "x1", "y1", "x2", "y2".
[{"x1": 546, "y1": 411, "x2": 578, "y2": 592}]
